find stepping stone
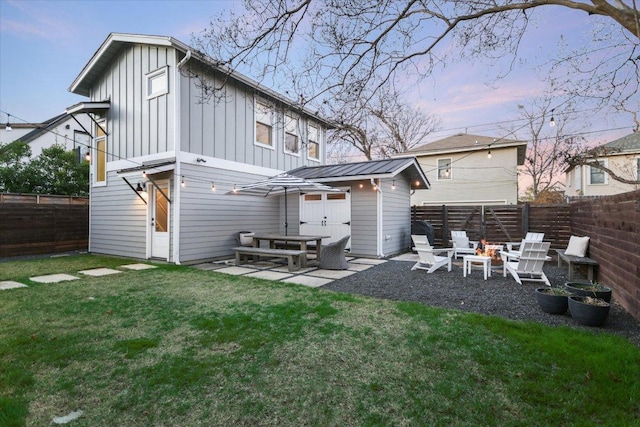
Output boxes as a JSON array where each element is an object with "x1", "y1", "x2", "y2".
[
  {"x1": 30, "y1": 274, "x2": 79, "y2": 283},
  {"x1": 120, "y1": 263, "x2": 158, "y2": 271},
  {"x1": 283, "y1": 275, "x2": 334, "y2": 288},
  {"x1": 245, "y1": 270, "x2": 293, "y2": 281},
  {"x1": 78, "y1": 268, "x2": 122, "y2": 277},
  {"x1": 0, "y1": 281, "x2": 28, "y2": 290}
]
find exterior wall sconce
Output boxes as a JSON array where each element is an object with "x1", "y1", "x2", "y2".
[
  {"x1": 5, "y1": 114, "x2": 11, "y2": 132},
  {"x1": 136, "y1": 181, "x2": 146, "y2": 192}
]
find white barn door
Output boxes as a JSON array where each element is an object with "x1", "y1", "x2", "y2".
[{"x1": 300, "y1": 188, "x2": 351, "y2": 248}]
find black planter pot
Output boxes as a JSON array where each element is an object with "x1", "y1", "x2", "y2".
[
  {"x1": 535, "y1": 288, "x2": 570, "y2": 315},
  {"x1": 568, "y1": 296, "x2": 611, "y2": 327},
  {"x1": 565, "y1": 282, "x2": 612, "y2": 303}
]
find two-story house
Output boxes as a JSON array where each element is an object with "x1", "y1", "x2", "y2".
[
  {"x1": 67, "y1": 33, "x2": 428, "y2": 263},
  {"x1": 564, "y1": 132, "x2": 640, "y2": 198},
  {"x1": 394, "y1": 133, "x2": 526, "y2": 206}
]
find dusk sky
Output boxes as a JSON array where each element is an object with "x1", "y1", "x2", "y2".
[{"x1": 1, "y1": 0, "x2": 637, "y2": 148}]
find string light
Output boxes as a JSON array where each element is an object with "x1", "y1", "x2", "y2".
[
  {"x1": 487, "y1": 150, "x2": 492, "y2": 159},
  {"x1": 181, "y1": 176, "x2": 185, "y2": 187},
  {"x1": 392, "y1": 180, "x2": 396, "y2": 190},
  {"x1": 233, "y1": 184, "x2": 237, "y2": 193},
  {"x1": 5, "y1": 114, "x2": 12, "y2": 132},
  {"x1": 142, "y1": 170, "x2": 147, "y2": 178},
  {"x1": 211, "y1": 182, "x2": 216, "y2": 191},
  {"x1": 84, "y1": 151, "x2": 90, "y2": 161},
  {"x1": 549, "y1": 109, "x2": 556, "y2": 127}
]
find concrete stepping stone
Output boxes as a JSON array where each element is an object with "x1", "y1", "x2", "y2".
[
  {"x1": 120, "y1": 263, "x2": 158, "y2": 270},
  {"x1": 78, "y1": 268, "x2": 122, "y2": 277},
  {"x1": 283, "y1": 275, "x2": 334, "y2": 288},
  {"x1": 0, "y1": 281, "x2": 28, "y2": 290},
  {"x1": 30, "y1": 274, "x2": 79, "y2": 283}
]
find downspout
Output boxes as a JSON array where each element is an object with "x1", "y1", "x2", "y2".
[
  {"x1": 172, "y1": 50, "x2": 190, "y2": 265},
  {"x1": 372, "y1": 178, "x2": 384, "y2": 258}
]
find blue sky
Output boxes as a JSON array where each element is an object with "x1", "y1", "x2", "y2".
[{"x1": 0, "y1": 0, "x2": 636, "y2": 145}]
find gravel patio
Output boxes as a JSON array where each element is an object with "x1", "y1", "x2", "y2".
[{"x1": 323, "y1": 257, "x2": 640, "y2": 347}]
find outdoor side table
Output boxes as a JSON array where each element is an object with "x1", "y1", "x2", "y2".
[{"x1": 463, "y1": 255, "x2": 492, "y2": 280}]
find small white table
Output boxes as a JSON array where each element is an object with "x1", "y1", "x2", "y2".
[{"x1": 463, "y1": 255, "x2": 492, "y2": 280}]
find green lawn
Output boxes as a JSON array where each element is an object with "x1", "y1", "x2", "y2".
[{"x1": 1, "y1": 254, "x2": 639, "y2": 426}]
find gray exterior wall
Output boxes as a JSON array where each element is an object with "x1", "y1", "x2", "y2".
[
  {"x1": 344, "y1": 181, "x2": 378, "y2": 257},
  {"x1": 91, "y1": 44, "x2": 177, "y2": 159},
  {"x1": 381, "y1": 176, "x2": 412, "y2": 256},
  {"x1": 89, "y1": 170, "x2": 148, "y2": 258}
]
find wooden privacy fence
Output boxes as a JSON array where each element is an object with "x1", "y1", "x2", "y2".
[
  {"x1": 0, "y1": 194, "x2": 89, "y2": 258},
  {"x1": 411, "y1": 203, "x2": 571, "y2": 250}
]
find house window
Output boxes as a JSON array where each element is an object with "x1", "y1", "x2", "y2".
[
  {"x1": 255, "y1": 100, "x2": 273, "y2": 148},
  {"x1": 307, "y1": 124, "x2": 320, "y2": 161},
  {"x1": 438, "y1": 158, "x2": 452, "y2": 180},
  {"x1": 284, "y1": 113, "x2": 299, "y2": 154},
  {"x1": 146, "y1": 67, "x2": 168, "y2": 99},
  {"x1": 588, "y1": 160, "x2": 607, "y2": 185},
  {"x1": 94, "y1": 120, "x2": 107, "y2": 184},
  {"x1": 636, "y1": 157, "x2": 640, "y2": 180},
  {"x1": 74, "y1": 131, "x2": 90, "y2": 151}
]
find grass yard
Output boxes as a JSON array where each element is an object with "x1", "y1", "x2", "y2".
[{"x1": 1, "y1": 254, "x2": 639, "y2": 426}]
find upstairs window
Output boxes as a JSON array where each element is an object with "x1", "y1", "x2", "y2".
[
  {"x1": 284, "y1": 114, "x2": 300, "y2": 154},
  {"x1": 255, "y1": 100, "x2": 273, "y2": 148},
  {"x1": 588, "y1": 160, "x2": 607, "y2": 185},
  {"x1": 636, "y1": 157, "x2": 640, "y2": 180},
  {"x1": 146, "y1": 66, "x2": 168, "y2": 99},
  {"x1": 307, "y1": 124, "x2": 320, "y2": 161},
  {"x1": 438, "y1": 158, "x2": 452, "y2": 180},
  {"x1": 94, "y1": 120, "x2": 107, "y2": 185}
]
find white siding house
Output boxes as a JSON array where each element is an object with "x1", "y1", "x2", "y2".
[
  {"x1": 394, "y1": 133, "x2": 526, "y2": 206},
  {"x1": 565, "y1": 132, "x2": 640, "y2": 198},
  {"x1": 68, "y1": 33, "x2": 428, "y2": 263}
]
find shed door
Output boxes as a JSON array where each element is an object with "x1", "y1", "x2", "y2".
[
  {"x1": 150, "y1": 181, "x2": 170, "y2": 259},
  {"x1": 300, "y1": 188, "x2": 351, "y2": 247}
]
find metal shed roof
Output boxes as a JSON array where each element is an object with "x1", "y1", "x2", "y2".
[{"x1": 288, "y1": 157, "x2": 430, "y2": 189}]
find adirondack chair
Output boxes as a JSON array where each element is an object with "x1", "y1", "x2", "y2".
[
  {"x1": 411, "y1": 235, "x2": 454, "y2": 273},
  {"x1": 506, "y1": 232, "x2": 545, "y2": 255},
  {"x1": 502, "y1": 241, "x2": 551, "y2": 286},
  {"x1": 451, "y1": 230, "x2": 478, "y2": 259}
]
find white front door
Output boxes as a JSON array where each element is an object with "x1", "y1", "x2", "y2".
[
  {"x1": 150, "y1": 180, "x2": 170, "y2": 259},
  {"x1": 300, "y1": 188, "x2": 351, "y2": 247}
]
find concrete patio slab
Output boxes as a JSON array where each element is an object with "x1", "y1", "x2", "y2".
[
  {"x1": 349, "y1": 258, "x2": 387, "y2": 265},
  {"x1": 283, "y1": 275, "x2": 334, "y2": 288},
  {"x1": 245, "y1": 270, "x2": 293, "y2": 281},
  {"x1": 120, "y1": 263, "x2": 158, "y2": 270},
  {"x1": 347, "y1": 262, "x2": 374, "y2": 272},
  {"x1": 215, "y1": 266, "x2": 261, "y2": 275},
  {"x1": 391, "y1": 253, "x2": 418, "y2": 262},
  {"x1": 30, "y1": 274, "x2": 79, "y2": 283},
  {"x1": 306, "y1": 269, "x2": 357, "y2": 279},
  {"x1": 79, "y1": 268, "x2": 122, "y2": 277},
  {"x1": 270, "y1": 265, "x2": 318, "y2": 274},
  {"x1": 0, "y1": 281, "x2": 28, "y2": 290}
]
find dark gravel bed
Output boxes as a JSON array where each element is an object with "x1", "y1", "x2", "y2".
[{"x1": 323, "y1": 259, "x2": 640, "y2": 347}]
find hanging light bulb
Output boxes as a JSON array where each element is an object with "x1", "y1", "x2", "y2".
[
  {"x1": 392, "y1": 180, "x2": 396, "y2": 190},
  {"x1": 142, "y1": 170, "x2": 147, "y2": 178},
  {"x1": 211, "y1": 182, "x2": 216, "y2": 191},
  {"x1": 84, "y1": 151, "x2": 91, "y2": 161},
  {"x1": 233, "y1": 184, "x2": 237, "y2": 193},
  {"x1": 181, "y1": 176, "x2": 185, "y2": 187},
  {"x1": 487, "y1": 150, "x2": 492, "y2": 159},
  {"x1": 445, "y1": 168, "x2": 450, "y2": 178},
  {"x1": 549, "y1": 109, "x2": 556, "y2": 127},
  {"x1": 5, "y1": 114, "x2": 12, "y2": 132}
]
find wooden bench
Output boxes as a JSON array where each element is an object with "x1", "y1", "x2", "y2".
[
  {"x1": 232, "y1": 247, "x2": 307, "y2": 272},
  {"x1": 556, "y1": 250, "x2": 599, "y2": 281}
]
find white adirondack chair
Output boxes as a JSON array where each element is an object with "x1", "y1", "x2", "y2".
[
  {"x1": 502, "y1": 241, "x2": 551, "y2": 286},
  {"x1": 451, "y1": 230, "x2": 478, "y2": 259},
  {"x1": 411, "y1": 235, "x2": 454, "y2": 273},
  {"x1": 506, "y1": 232, "x2": 545, "y2": 255}
]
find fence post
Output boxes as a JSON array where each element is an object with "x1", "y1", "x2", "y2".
[
  {"x1": 441, "y1": 205, "x2": 448, "y2": 246},
  {"x1": 523, "y1": 203, "x2": 530, "y2": 236}
]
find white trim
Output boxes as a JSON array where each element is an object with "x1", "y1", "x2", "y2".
[
  {"x1": 284, "y1": 112, "x2": 301, "y2": 156},
  {"x1": 180, "y1": 152, "x2": 283, "y2": 177},
  {"x1": 421, "y1": 199, "x2": 508, "y2": 206},
  {"x1": 437, "y1": 157, "x2": 452, "y2": 180},
  {"x1": 146, "y1": 66, "x2": 169, "y2": 99},
  {"x1": 588, "y1": 159, "x2": 608, "y2": 185},
  {"x1": 307, "y1": 122, "x2": 321, "y2": 162},
  {"x1": 254, "y1": 98, "x2": 275, "y2": 150},
  {"x1": 108, "y1": 151, "x2": 177, "y2": 172},
  {"x1": 173, "y1": 54, "x2": 181, "y2": 265},
  {"x1": 635, "y1": 156, "x2": 640, "y2": 180}
]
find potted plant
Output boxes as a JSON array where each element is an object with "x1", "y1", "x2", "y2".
[
  {"x1": 568, "y1": 296, "x2": 611, "y2": 326},
  {"x1": 535, "y1": 287, "x2": 573, "y2": 314},
  {"x1": 565, "y1": 281, "x2": 612, "y2": 303}
]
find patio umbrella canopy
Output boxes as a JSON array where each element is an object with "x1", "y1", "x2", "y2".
[{"x1": 227, "y1": 173, "x2": 342, "y2": 235}]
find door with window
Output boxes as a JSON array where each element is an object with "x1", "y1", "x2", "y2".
[
  {"x1": 150, "y1": 181, "x2": 170, "y2": 259},
  {"x1": 300, "y1": 189, "x2": 351, "y2": 248}
]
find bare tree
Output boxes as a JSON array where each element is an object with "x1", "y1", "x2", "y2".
[
  {"x1": 194, "y1": 0, "x2": 639, "y2": 114},
  {"x1": 326, "y1": 87, "x2": 441, "y2": 162}
]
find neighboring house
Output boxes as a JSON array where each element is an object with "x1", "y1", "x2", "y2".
[
  {"x1": 1, "y1": 122, "x2": 41, "y2": 145},
  {"x1": 67, "y1": 33, "x2": 428, "y2": 263},
  {"x1": 394, "y1": 133, "x2": 526, "y2": 206},
  {"x1": 565, "y1": 132, "x2": 640, "y2": 198},
  {"x1": 2, "y1": 113, "x2": 92, "y2": 158}
]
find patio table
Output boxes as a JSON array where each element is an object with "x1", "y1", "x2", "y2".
[
  {"x1": 463, "y1": 255, "x2": 492, "y2": 280},
  {"x1": 251, "y1": 234, "x2": 329, "y2": 265}
]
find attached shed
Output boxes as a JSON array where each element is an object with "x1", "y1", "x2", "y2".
[{"x1": 289, "y1": 157, "x2": 429, "y2": 258}]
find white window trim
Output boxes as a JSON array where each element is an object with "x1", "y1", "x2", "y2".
[
  {"x1": 254, "y1": 99, "x2": 275, "y2": 150},
  {"x1": 437, "y1": 157, "x2": 452, "y2": 180},
  {"x1": 284, "y1": 113, "x2": 301, "y2": 156},
  {"x1": 635, "y1": 156, "x2": 640, "y2": 180},
  {"x1": 588, "y1": 159, "x2": 608, "y2": 185},
  {"x1": 146, "y1": 66, "x2": 169, "y2": 99},
  {"x1": 307, "y1": 123, "x2": 321, "y2": 162}
]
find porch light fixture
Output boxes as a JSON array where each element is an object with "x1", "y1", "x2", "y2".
[
  {"x1": 135, "y1": 181, "x2": 146, "y2": 192},
  {"x1": 487, "y1": 150, "x2": 492, "y2": 159},
  {"x1": 142, "y1": 170, "x2": 147, "y2": 178},
  {"x1": 549, "y1": 109, "x2": 556, "y2": 127},
  {"x1": 5, "y1": 114, "x2": 11, "y2": 132}
]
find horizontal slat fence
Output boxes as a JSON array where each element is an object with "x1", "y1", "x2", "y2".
[{"x1": 0, "y1": 194, "x2": 89, "y2": 258}]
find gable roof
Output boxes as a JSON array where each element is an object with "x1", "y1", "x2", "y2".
[
  {"x1": 11, "y1": 113, "x2": 68, "y2": 144},
  {"x1": 288, "y1": 157, "x2": 430, "y2": 189},
  {"x1": 596, "y1": 132, "x2": 640, "y2": 154},
  {"x1": 69, "y1": 33, "x2": 333, "y2": 127},
  {"x1": 395, "y1": 133, "x2": 527, "y2": 165}
]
